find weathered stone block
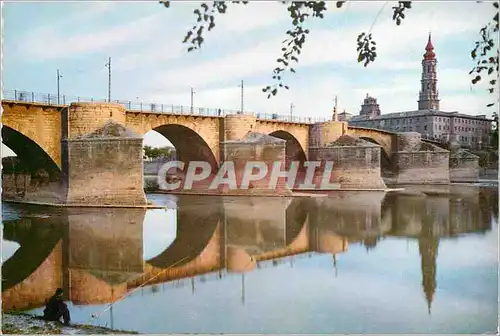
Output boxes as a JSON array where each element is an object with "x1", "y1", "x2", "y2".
[
  {"x1": 68, "y1": 102, "x2": 126, "y2": 139},
  {"x1": 309, "y1": 120, "x2": 348, "y2": 147},
  {"x1": 393, "y1": 144, "x2": 450, "y2": 184},
  {"x1": 221, "y1": 132, "x2": 291, "y2": 196},
  {"x1": 396, "y1": 132, "x2": 421, "y2": 152},
  {"x1": 308, "y1": 135, "x2": 387, "y2": 189},
  {"x1": 449, "y1": 150, "x2": 479, "y2": 182},
  {"x1": 224, "y1": 114, "x2": 257, "y2": 141}
]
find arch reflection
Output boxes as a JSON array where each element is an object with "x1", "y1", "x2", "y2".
[{"x1": 2, "y1": 186, "x2": 496, "y2": 316}]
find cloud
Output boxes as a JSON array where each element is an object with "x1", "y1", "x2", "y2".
[
  {"x1": 19, "y1": 12, "x2": 165, "y2": 60},
  {"x1": 214, "y1": 1, "x2": 290, "y2": 33},
  {"x1": 107, "y1": 2, "x2": 292, "y2": 72},
  {"x1": 149, "y1": 35, "x2": 285, "y2": 90},
  {"x1": 146, "y1": 0, "x2": 493, "y2": 93}
]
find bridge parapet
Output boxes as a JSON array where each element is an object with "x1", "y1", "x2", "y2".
[{"x1": 3, "y1": 89, "x2": 328, "y2": 124}]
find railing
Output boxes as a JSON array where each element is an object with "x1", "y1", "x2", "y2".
[{"x1": 2, "y1": 89, "x2": 330, "y2": 124}]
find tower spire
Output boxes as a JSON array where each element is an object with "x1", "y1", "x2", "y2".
[
  {"x1": 424, "y1": 32, "x2": 436, "y2": 60},
  {"x1": 418, "y1": 33, "x2": 439, "y2": 110}
]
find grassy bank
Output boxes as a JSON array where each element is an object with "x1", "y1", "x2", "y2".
[{"x1": 2, "y1": 312, "x2": 139, "y2": 334}]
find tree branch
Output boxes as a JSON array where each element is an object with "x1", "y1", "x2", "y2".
[{"x1": 469, "y1": 1, "x2": 499, "y2": 108}]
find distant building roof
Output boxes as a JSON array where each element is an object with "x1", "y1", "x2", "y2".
[{"x1": 349, "y1": 109, "x2": 492, "y2": 122}]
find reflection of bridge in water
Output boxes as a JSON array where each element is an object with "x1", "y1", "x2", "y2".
[{"x1": 2, "y1": 186, "x2": 497, "y2": 315}]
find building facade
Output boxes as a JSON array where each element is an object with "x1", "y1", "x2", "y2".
[{"x1": 348, "y1": 34, "x2": 492, "y2": 149}]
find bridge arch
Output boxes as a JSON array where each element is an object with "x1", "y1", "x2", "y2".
[
  {"x1": 347, "y1": 127, "x2": 393, "y2": 159},
  {"x1": 126, "y1": 113, "x2": 220, "y2": 168},
  {"x1": 359, "y1": 137, "x2": 393, "y2": 173},
  {"x1": 2, "y1": 125, "x2": 61, "y2": 180},
  {"x1": 150, "y1": 124, "x2": 218, "y2": 173},
  {"x1": 269, "y1": 130, "x2": 307, "y2": 167}
]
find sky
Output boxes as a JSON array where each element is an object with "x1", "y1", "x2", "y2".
[{"x1": 1, "y1": 1, "x2": 497, "y2": 156}]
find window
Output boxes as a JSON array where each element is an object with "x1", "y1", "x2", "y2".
[
  {"x1": 439, "y1": 125, "x2": 442, "y2": 130},
  {"x1": 424, "y1": 125, "x2": 428, "y2": 131}
]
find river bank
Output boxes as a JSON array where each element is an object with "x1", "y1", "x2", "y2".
[{"x1": 2, "y1": 313, "x2": 139, "y2": 334}]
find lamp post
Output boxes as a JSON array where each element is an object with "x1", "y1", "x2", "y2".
[
  {"x1": 238, "y1": 80, "x2": 244, "y2": 114},
  {"x1": 105, "y1": 57, "x2": 112, "y2": 102},
  {"x1": 57, "y1": 69, "x2": 63, "y2": 105},
  {"x1": 290, "y1": 103, "x2": 294, "y2": 121},
  {"x1": 190, "y1": 87, "x2": 195, "y2": 114}
]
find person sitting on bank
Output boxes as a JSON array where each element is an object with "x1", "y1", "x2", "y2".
[{"x1": 43, "y1": 288, "x2": 71, "y2": 325}]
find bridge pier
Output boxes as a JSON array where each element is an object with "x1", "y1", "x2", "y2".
[
  {"x1": 307, "y1": 122, "x2": 386, "y2": 189},
  {"x1": 392, "y1": 132, "x2": 450, "y2": 185},
  {"x1": 448, "y1": 141, "x2": 480, "y2": 182},
  {"x1": 218, "y1": 114, "x2": 292, "y2": 195},
  {"x1": 61, "y1": 103, "x2": 147, "y2": 206}
]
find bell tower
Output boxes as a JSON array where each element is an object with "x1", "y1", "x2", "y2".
[{"x1": 418, "y1": 33, "x2": 440, "y2": 110}]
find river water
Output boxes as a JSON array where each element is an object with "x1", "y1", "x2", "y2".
[{"x1": 2, "y1": 185, "x2": 498, "y2": 334}]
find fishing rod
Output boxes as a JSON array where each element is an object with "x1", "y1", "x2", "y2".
[{"x1": 86, "y1": 256, "x2": 189, "y2": 325}]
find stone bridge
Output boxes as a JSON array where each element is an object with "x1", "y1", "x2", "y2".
[
  {"x1": 2, "y1": 98, "x2": 474, "y2": 205},
  {"x1": 1, "y1": 100, "x2": 409, "y2": 167}
]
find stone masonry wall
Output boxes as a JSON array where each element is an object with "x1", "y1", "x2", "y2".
[
  {"x1": 68, "y1": 103, "x2": 126, "y2": 138},
  {"x1": 1, "y1": 103, "x2": 62, "y2": 167},
  {"x1": 222, "y1": 140, "x2": 290, "y2": 196},
  {"x1": 449, "y1": 154, "x2": 479, "y2": 182},
  {"x1": 309, "y1": 146, "x2": 386, "y2": 189},
  {"x1": 224, "y1": 114, "x2": 257, "y2": 141},
  {"x1": 309, "y1": 121, "x2": 347, "y2": 147},
  {"x1": 393, "y1": 151, "x2": 450, "y2": 184},
  {"x1": 64, "y1": 138, "x2": 147, "y2": 205},
  {"x1": 1, "y1": 173, "x2": 63, "y2": 203}
]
